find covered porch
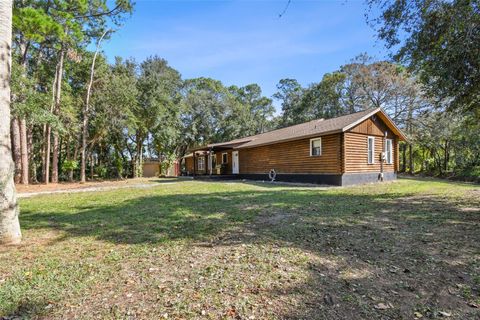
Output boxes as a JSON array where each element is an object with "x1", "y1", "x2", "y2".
[{"x1": 181, "y1": 140, "x2": 244, "y2": 176}]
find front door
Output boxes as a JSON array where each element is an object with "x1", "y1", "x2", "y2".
[{"x1": 232, "y1": 151, "x2": 239, "y2": 174}]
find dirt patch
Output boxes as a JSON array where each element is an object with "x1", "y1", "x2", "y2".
[
  {"x1": 16, "y1": 179, "x2": 130, "y2": 193},
  {"x1": 459, "y1": 207, "x2": 480, "y2": 213},
  {"x1": 16, "y1": 178, "x2": 178, "y2": 198},
  {"x1": 255, "y1": 211, "x2": 295, "y2": 226},
  {"x1": 15, "y1": 178, "x2": 175, "y2": 193}
]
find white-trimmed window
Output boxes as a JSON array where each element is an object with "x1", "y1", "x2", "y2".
[
  {"x1": 222, "y1": 152, "x2": 228, "y2": 164},
  {"x1": 310, "y1": 138, "x2": 322, "y2": 156},
  {"x1": 385, "y1": 139, "x2": 393, "y2": 164},
  {"x1": 197, "y1": 156, "x2": 205, "y2": 170},
  {"x1": 368, "y1": 136, "x2": 375, "y2": 164}
]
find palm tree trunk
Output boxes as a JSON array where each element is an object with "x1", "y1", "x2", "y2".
[{"x1": 0, "y1": 0, "x2": 21, "y2": 244}]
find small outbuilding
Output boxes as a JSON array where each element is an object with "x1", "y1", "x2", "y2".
[{"x1": 142, "y1": 159, "x2": 160, "y2": 178}]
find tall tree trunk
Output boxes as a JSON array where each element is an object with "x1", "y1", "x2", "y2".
[
  {"x1": 132, "y1": 156, "x2": 137, "y2": 178},
  {"x1": 43, "y1": 62, "x2": 58, "y2": 184},
  {"x1": 401, "y1": 143, "x2": 407, "y2": 172},
  {"x1": 27, "y1": 127, "x2": 36, "y2": 183},
  {"x1": 406, "y1": 106, "x2": 414, "y2": 174},
  {"x1": 51, "y1": 48, "x2": 65, "y2": 183},
  {"x1": 51, "y1": 128, "x2": 59, "y2": 180},
  {"x1": 116, "y1": 147, "x2": 125, "y2": 179},
  {"x1": 81, "y1": 30, "x2": 109, "y2": 183},
  {"x1": 420, "y1": 149, "x2": 425, "y2": 172},
  {"x1": 0, "y1": 0, "x2": 21, "y2": 244},
  {"x1": 43, "y1": 124, "x2": 51, "y2": 183},
  {"x1": 70, "y1": 134, "x2": 81, "y2": 182},
  {"x1": 435, "y1": 149, "x2": 443, "y2": 175},
  {"x1": 125, "y1": 138, "x2": 135, "y2": 178},
  {"x1": 90, "y1": 152, "x2": 94, "y2": 181},
  {"x1": 17, "y1": 40, "x2": 30, "y2": 185},
  {"x1": 444, "y1": 140, "x2": 449, "y2": 173},
  {"x1": 64, "y1": 136, "x2": 75, "y2": 182},
  {"x1": 139, "y1": 144, "x2": 143, "y2": 178},
  {"x1": 10, "y1": 118, "x2": 21, "y2": 184},
  {"x1": 19, "y1": 118, "x2": 28, "y2": 184},
  {"x1": 58, "y1": 136, "x2": 63, "y2": 178},
  {"x1": 135, "y1": 133, "x2": 143, "y2": 178},
  {"x1": 408, "y1": 143, "x2": 413, "y2": 174}
]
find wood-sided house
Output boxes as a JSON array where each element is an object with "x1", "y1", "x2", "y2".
[{"x1": 182, "y1": 108, "x2": 407, "y2": 186}]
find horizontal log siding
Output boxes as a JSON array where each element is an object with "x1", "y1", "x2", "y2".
[
  {"x1": 343, "y1": 133, "x2": 395, "y2": 173},
  {"x1": 344, "y1": 116, "x2": 398, "y2": 173},
  {"x1": 238, "y1": 133, "x2": 342, "y2": 174},
  {"x1": 214, "y1": 150, "x2": 232, "y2": 174},
  {"x1": 185, "y1": 157, "x2": 193, "y2": 173}
]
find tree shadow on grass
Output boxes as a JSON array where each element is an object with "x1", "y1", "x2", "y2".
[
  {"x1": 17, "y1": 183, "x2": 480, "y2": 319},
  {"x1": 2, "y1": 300, "x2": 52, "y2": 320},
  {"x1": 255, "y1": 191, "x2": 480, "y2": 319},
  {"x1": 20, "y1": 187, "x2": 409, "y2": 245},
  {"x1": 399, "y1": 174, "x2": 480, "y2": 187}
]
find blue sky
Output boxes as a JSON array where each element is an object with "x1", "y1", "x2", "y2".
[{"x1": 103, "y1": 0, "x2": 388, "y2": 107}]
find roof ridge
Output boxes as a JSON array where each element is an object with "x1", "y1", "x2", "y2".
[
  {"x1": 252, "y1": 108, "x2": 376, "y2": 135},
  {"x1": 224, "y1": 108, "x2": 379, "y2": 144},
  {"x1": 190, "y1": 107, "x2": 385, "y2": 152}
]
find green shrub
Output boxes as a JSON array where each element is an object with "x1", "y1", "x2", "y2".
[
  {"x1": 95, "y1": 165, "x2": 108, "y2": 179},
  {"x1": 62, "y1": 160, "x2": 78, "y2": 172}
]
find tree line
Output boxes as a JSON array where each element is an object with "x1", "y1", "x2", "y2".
[{"x1": 9, "y1": 0, "x2": 277, "y2": 184}]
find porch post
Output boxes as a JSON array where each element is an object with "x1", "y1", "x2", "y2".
[
  {"x1": 209, "y1": 148, "x2": 213, "y2": 176},
  {"x1": 204, "y1": 151, "x2": 207, "y2": 175}
]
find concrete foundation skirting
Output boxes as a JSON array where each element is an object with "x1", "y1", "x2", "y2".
[
  {"x1": 236, "y1": 172, "x2": 397, "y2": 186},
  {"x1": 238, "y1": 173, "x2": 342, "y2": 185},
  {"x1": 341, "y1": 172, "x2": 397, "y2": 186}
]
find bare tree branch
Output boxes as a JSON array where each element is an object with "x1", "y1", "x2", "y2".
[{"x1": 278, "y1": 0, "x2": 291, "y2": 18}]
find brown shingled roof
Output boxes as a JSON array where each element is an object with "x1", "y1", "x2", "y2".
[{"x1": 190, "y1": 108, "x2": 406, "y2": 152}]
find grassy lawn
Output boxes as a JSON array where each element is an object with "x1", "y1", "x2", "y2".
[{"x1": 1, "y1": 178, "x2": 479, "y2": 319}]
